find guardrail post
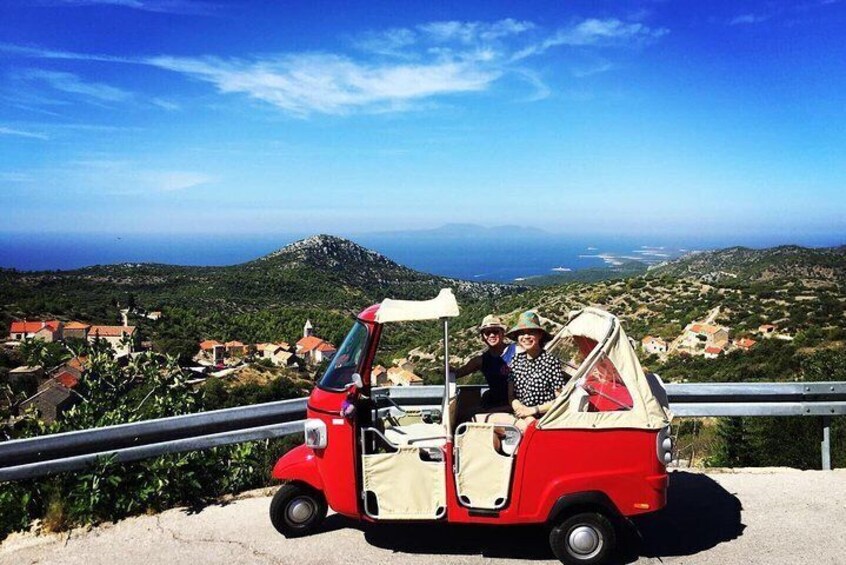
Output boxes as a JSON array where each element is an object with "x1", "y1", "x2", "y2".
[{"x1": 821, "y1": 416, "x2": 831, "y2": 471}]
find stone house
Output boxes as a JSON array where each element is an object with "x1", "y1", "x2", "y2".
[
  {"x1": 704, "y1": 346, "x2": 723, "y2": 359},
  {"x1": 386, "y1": 366, "x2": 423, "y2": 386},
  {"x1": 9, "y1": 320, "x2": 63, "y2": 341},
  {"x1": 88, "y1": 325, "x2": 137, "y2": 356},
  {"x1": 371, "y1": 365, "x2": 390, "y2": 387},
  {"x1": 20, "y1": 380, "x2": 81, "y2": 424},
  {"x1": 677, "y1": 322, "x2": 729, "y2": 352},
  {"x1": 63, "y1": 321, "x2": 91, "y2": 340},
  {"x1": 735, "y1": 337, "x2": 757, "y2": 351},
  {"x1": 199, "y1": 340, "x2": 226, "y2": 364},
  {"x1": 642, "y1": 336, "x2": 668, "y2": 355}
]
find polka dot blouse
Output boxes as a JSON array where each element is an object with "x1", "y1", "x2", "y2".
[{"x1": 510, "y1": 350, "x2": 567, "y2": 407}]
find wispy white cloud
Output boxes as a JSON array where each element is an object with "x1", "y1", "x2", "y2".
[
  {"x1": 23, "y1": 69, "x2": 133, "y2": 103},
  {"x1": 35, "y1": 0, "x2": 218, "y2": 15},
  {"x1": 729, "y1": 13, "x2": 772, "y2": 26},
  {"x1": 147, "y1": 53, "x2": 499, "y2": 116},
  {"x1": 145, "y1": 170, "x2": 214, "y2": 191},
  {"x1": 417, "y1": 19, "x2": 535, "y2": 44},
  {"x1": 512, "y1": 18, "x2": 668, "y2": 60},
  {"x1": 571, "y1": 61, "x2": 615, "y2": 78},
  {"x1": 1, "y1": 16, "x2": 668, "y2": 117},
  {"x1": 0, "y1": 126, "x2": 49, "y2": 140},
  {"x1": 151, "y1": 97, "x2": 181, "y2": 111}
]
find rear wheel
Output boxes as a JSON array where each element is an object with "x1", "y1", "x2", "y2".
[
  {"x1": 549, "y1": 511, "x2": 616, "y2": 565},
  {"x1": 269, "y1": 483, "x2": 327, "y2": 538}
]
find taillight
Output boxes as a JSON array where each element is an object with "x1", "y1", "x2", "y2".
[
  {"x1": 304, "y1": 419, "x2": 327, "y2": 449},
  {"x1": 656, "y1": 426, "x2": 673, "y2": 466}
]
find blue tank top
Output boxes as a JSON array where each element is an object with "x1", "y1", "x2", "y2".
[{"x1": 480, "y1": 343, "x2": 516, "y2": 408}]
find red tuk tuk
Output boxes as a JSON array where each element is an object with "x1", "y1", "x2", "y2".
[{"x1": 269, "y1": 289, "x2": 673, "y2": 564}]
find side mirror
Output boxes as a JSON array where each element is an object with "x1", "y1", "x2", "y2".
[{"x1": 346, "y1": 372, "x2": 364, "y2": 389}]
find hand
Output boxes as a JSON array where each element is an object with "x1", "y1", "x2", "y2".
[{"x1": 514, "y1": 404, "x2": 535, "y2": 418}]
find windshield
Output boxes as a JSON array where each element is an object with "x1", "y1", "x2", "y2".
[{"x1": 317, "y1": 321, "x2": 370, "y2": 391}]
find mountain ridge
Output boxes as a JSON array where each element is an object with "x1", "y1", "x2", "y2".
[{"x1": 648, "y1": 244, "x2": 846, "y2": 284}]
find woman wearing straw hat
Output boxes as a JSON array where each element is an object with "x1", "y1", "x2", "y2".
[
  {"x1": 454, "y1": 314, "x2": 516, "y2": 410},
  {"x1": 505, "y1": 311, "x2": 567, "y2": 431}
]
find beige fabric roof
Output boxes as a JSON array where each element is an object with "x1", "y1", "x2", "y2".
[
  {"x1": 374, "y1": 289, "x2": 460, "y2": 323},
  {"x1": 538, "y1": 307, "x2": 672, "y2": 431}
]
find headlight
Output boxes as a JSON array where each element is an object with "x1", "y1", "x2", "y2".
[{"x1": 304, "y1": 419, "x2": 327, "y2": 449}]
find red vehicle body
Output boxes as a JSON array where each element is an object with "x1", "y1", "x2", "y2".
[{"x1": 269, "y1": 291, "x2": 672, "y2": 565}]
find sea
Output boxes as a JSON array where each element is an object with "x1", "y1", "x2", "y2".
[{"x1": 0, "y1": 229, "x2": 841, "y2": 283}]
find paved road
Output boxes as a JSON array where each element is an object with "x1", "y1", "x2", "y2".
[{"x1": 3, "y1": 468, "x2": 845, "y2": 565}]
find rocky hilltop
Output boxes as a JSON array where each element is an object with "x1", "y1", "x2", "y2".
[{"x1": 247, "y1": 234, "x2": 516, "y2": 301}]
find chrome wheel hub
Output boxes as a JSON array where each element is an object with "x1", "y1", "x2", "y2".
[
  {"x1": 567, "y1": 525, "x2": 602, "y2": 559},
  {"x1": 287, "y1": 497, "x2": 315, "y2": 524}
]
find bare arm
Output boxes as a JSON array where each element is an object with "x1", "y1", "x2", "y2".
[{"x1": 454, "y1": 355, "x2": 482, "y2": 379}]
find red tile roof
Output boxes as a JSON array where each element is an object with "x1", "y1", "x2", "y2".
[
  {"x1": 54, "y1": 371, "x2": 79, "y2": 389},
  {"x1": 225, "y1": 340, "x2": 245, "y2": 348},
  {"x1": 199, "y1": 339, "x2": 223, "y2": 350},
  {"x1": 89, "y1": 325, "x2": 136, "y2": 338},
  {"x1": 297, "y1": 335, "x2": 328, "y2": 353},
  {"x1": 64, "y1": 321, "x2": 90, "y2": 330},
  {"x1": 10, "y1": 320, "x2": 61, "y2": 334},
  {"x1": 705, "y1": 346, "x2": 723, "y2": 355},
  {"x1": 316, "y1": 342, "x2": 337, "y2": 353},
  {"x1": 737, "y1": 338, "x2": 757, "y2": 349}
]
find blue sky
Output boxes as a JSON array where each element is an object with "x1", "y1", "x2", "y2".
[{"x1": 1, "y1": 0, "x2": 844, "y2": 241}]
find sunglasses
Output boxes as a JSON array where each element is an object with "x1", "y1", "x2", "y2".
[{"x1": 481, "y1": 329, "x2": 503, "y2": 337}]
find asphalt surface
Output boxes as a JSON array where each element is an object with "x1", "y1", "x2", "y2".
[{"x1": 2, "y1": 468, "x2": 845, "y2": 565}]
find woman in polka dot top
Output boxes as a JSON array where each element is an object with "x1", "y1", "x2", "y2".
[{"x1": 506, "y1": 311, "x2": 566, "y2": 430}]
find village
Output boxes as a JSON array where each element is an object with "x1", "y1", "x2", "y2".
[
  {"x1": 2, "y1": 309, "x2": 435, "y2": 426},
  {"x1": 639, "y1": 306, "x2": 794, "y2": 361}
]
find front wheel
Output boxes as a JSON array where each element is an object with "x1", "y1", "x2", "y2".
[
  {"x1": 549, "y1": 512, "x2": 616, "y2": 565},
  {"x1": 269, "y1": 483, "x2": 328, "y2": 538}
]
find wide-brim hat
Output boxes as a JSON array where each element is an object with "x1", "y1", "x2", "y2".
[
  {"x1": 507, "y1": 310, "x2": 552, "y2": 341},
  {"x1": 479, "y1": 314, "x2": 507, "y2": 333}
]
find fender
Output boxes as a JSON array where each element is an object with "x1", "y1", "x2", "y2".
[
  {"x1": 271, "y1": 445, "x2": 323, "y2": 492},
  {"x1": 547, "y1": 491, "x2": 622, "y2": 523}
]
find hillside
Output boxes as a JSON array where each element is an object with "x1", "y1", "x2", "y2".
[
  {"x1": 406, "y1": 245, "x2": 846, "y2": 383},
  {"x1": 0, "y1": 235, "x2": 522, "y2": 360},
  {"x1": 0, "y1": 235, "x2": 517, "y2": 321},
  {"x1": 648, "y1": 245, "x2": 846, "y2": 284}
]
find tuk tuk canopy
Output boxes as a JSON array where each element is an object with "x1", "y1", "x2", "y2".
[
  {"x1": 538, "y1": 307, "x2": 672, "y2": 431},
  {"x1": 374, "y1": 288, "x2": 460, "y2": 324}
]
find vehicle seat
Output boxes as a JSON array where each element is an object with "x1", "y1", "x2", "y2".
[{"x1": 383, "y1": 422, "x2": 447, "y2": 448}]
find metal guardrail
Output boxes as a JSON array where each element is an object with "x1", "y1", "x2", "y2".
[{"x1": 1, "y1": 382, "x2": 843, "y2": 482}]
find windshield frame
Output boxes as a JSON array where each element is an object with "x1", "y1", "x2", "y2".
[{"x1": 316, "y1": 320, "x2": 371, "y2": 392}]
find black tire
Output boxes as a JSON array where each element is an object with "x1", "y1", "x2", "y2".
[
  {"x1": 269, "y1": 483, "x2": 328, "y2": 538},
  {"x1": 549, "y1": 511, "x2": 616, "y2": 565}
]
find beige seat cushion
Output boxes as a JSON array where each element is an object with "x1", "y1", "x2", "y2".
[{"x1": 384, "y1": 422, "x2": 447, "y2": 448}]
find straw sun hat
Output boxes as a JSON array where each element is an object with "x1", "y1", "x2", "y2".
[{"x1": 478, "y1": 314, "x2": 507, "y2": 333}]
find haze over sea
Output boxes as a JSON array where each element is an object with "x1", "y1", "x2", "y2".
[{"x1": 1, "y1": 226, "x2": 841, "y2": 283}]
